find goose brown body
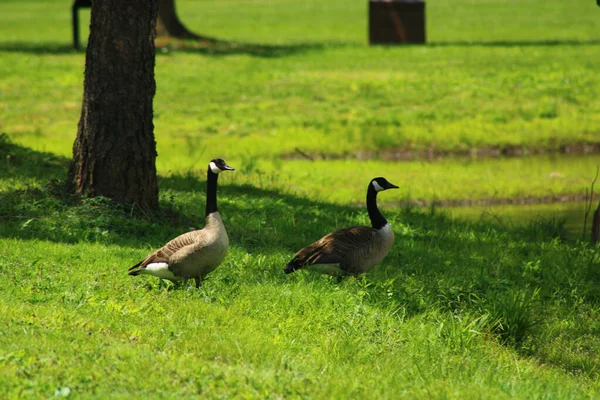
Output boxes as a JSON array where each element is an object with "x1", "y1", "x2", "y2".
[
  {"x1": 128, "y1": 158, "x2": 233, "y2": 288},
  {"x1": 284, "y1": 177, "x2": 398, "y2": 277},
  {"x1": 128, "y1": 213, "x2": 229, "y2": 285},
  {"x1": 287, "y1": 224, "x2": 394, "y2": 276}
]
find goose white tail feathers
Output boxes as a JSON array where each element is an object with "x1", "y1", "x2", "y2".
[{"x1": 129, "y1": 262, "x2": 178, "y2": 281}]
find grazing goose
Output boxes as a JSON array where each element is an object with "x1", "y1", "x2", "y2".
[
  {"x1": 128, "y1": 158, "x2": 234, "y2": 288},
  {"x1": 284, "y1": 177, "x2": 398, "y2": 277}
]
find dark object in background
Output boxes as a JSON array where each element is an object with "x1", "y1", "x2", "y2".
[
  {"x1": 592, "y1": 202, "x2": 600, "y2": 244},
  {"x1": 72, "y1": 0, "x2": 92, "y2": 50},
  {"x1": 369, "y1": 0, "x2": 426, "y2": 45}
]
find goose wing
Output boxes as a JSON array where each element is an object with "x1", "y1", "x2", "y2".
[
  {"x1": 292, "y1": 226, "x2": 375, "y2": 266},
  {"x1": 128, "y1": 230, "x2": 202, "y2": 273}
]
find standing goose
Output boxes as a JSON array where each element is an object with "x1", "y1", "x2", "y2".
[
  {"x1": 128, "y1": 158, "x2": 234, "y2": 288},
  {"x1": 284, "y1": 177, "x2": 398, "y2": 277}
]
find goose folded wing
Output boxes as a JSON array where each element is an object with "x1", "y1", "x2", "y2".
[
  {"x1": 297, "y1": 226, "x2": 375, "y2": 266},
  {"x1": 130, "y1": 230, "x2": 201, "y2": 270}
]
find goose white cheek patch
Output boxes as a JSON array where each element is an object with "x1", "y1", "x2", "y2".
[
  {"x1": 209, "y1": 161, "x2": 222, "y2": 174},
  {"x1": 372, "y1": 181, "x2": 385, "y2": 192}
]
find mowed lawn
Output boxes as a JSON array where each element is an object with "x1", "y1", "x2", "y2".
[{"x1": 1, "y1": 0, "x2": 600, "y2": 398}]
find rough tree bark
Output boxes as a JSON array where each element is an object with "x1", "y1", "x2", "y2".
[
  {"x1": 157, "y1": 0, "x2": 214, "y2": 41},
  {"x1": 68, "y1": 0, "x2": 159, "y2": 212}
]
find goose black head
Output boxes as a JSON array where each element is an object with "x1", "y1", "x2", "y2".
[
  {"x1": 371, "y1": 177, "x2": 399, "y2": 192},
  {"x1": 209, "y1": 158, "x2": 235, "y2": 174}
]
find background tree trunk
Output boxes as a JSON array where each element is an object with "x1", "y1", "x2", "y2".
[
  {"x1": 68, "y1": 0, "x2": 159, "y2": 212},
  {"x1": 157, "y1": 0, "x2": 214, "y2": 41}
]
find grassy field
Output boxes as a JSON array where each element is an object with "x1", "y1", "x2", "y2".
[
  {"x1": 1, "y1": 0, "x2": 600, "y2": 398},
  {"x1": 2, "y1": 1, "x2": 600, "y2": 161},
  {"x1": 1, "y1": 150, "x2": 600, "y2": 398}
]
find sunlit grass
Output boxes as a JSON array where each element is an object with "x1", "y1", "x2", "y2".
[
  {"x1": 1, "y1": 2, "x2": 600, "y2": 161},
  {"x1": 4, "y1": 44, "x2": 600, "y2": 161},
  {"x1": 219, "y1": 155, "x2": 600, "y2": 204}
]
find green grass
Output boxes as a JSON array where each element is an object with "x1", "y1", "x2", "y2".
[
  {"x1": 1, "y1": 0, "x2": 600, "y2": 162},
  {"x1": 4, "y1": 43, "x2": 600, "y2": 161},
  {"x1": 1, "y1": 140, "x2": 599, "y2": 399},
  {"x1": 1, "y1": 172, "x2": 599, "y2": 398},
  {"x1": 1, "y1": 0, "x2": 600, "y2": 398}
]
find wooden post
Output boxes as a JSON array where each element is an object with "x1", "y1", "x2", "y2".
[{"x1": 369, "y1": 0, "x2": 426, "y2": 45}]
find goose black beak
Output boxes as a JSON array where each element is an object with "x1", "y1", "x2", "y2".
[
  {"x1": 223, "y1": 164, "x2": 235, "y2": 171},
  {"x1": 387, "y1": 182, "x2": 399, "y2": 189}
]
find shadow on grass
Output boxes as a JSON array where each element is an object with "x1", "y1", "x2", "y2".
[
  {"x1": 0, "y1": 135, "x2": 365, "y2": 251},
  {"x1": 0, "y1": 134, "x2": 579, "y2": 256},
  {"x1": 1, "y1": 142, "x2": 598, "y2": 379},
  {"x1": 155, "y1": 38, "x2": 345, "y2": 58},
  {"x1": 0, "y1": 133, "x2": 70, "y2": 182},
  {"x1": 2, "y1": 38, "x2": 597, "y2": 59},
  {"x1": 3, "y1": 165, "x2": 597, "y2": 364},
  {"x1": 428, "y1": 38, "x2": 600, "y2": 48},
  {"x1": 0, "y1": 42, "x2": 78, "y2": 55},
  {"x1": 0, "y1": 39, "x2": 341, "y2": 58},
  {"x1": 0, "y1": 134, "x2": 490, "y2": 262}
]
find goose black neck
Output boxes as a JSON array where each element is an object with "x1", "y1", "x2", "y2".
[
  {"x1": 205, "y1": 168, "x2": 219, "y2": 216},
  {"x1": 367, "y1": 185, "x2": 387, "y2": 230}
]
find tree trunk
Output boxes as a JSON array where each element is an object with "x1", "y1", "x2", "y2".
[
  {"x1": 157, "y1": 0, "x2": 214, "y2": 41},
  {"x1": 68, "y1": 0, "x2": 159, "y2": 212}
]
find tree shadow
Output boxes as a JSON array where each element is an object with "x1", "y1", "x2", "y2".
[
  {"x1": 0, "y1": 42, "x2": 79, "y2": 55},
  {"x1": 3, "y1": 160, "x2": 591, "y2": 351},
  {"x1": 2, "y1": 38, "x2": 598, "y2": 57},
  {"x1": 427, "y1": 38, "x2": 600, "y2": 48},
  {"x1": 0, "y1": 39, "x2": 344, "y2": 58},
  {"x1": 0, "y1": 136, "x2": 477, "y2": 258},
  {"x1": 156, "y1": 37, "x2": 347, "y2": 58},
  {"x1": 0, "y1": 133, "x2": 70, "y2": 182},
  {"x1": 1, "y1": 141, "x2": 597, "y2": 377},
  {"x1": 1, "y1": 171, "x2": 512, "y2": 327},
  {"x1": 0, "y1": 135, "x2": 575, "y2": 257}
]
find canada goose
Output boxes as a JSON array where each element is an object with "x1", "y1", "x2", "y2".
[
  {"x1": 128, "y1": 158, "x2": 234, "y2": 288},
  {"x1": 284, "y1": 177, "x2": 398, "y2": 277}
]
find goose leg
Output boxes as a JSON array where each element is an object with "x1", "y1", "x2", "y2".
[{"x1": 194, "y1": 277, "x2": 201, "y2": 289}]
